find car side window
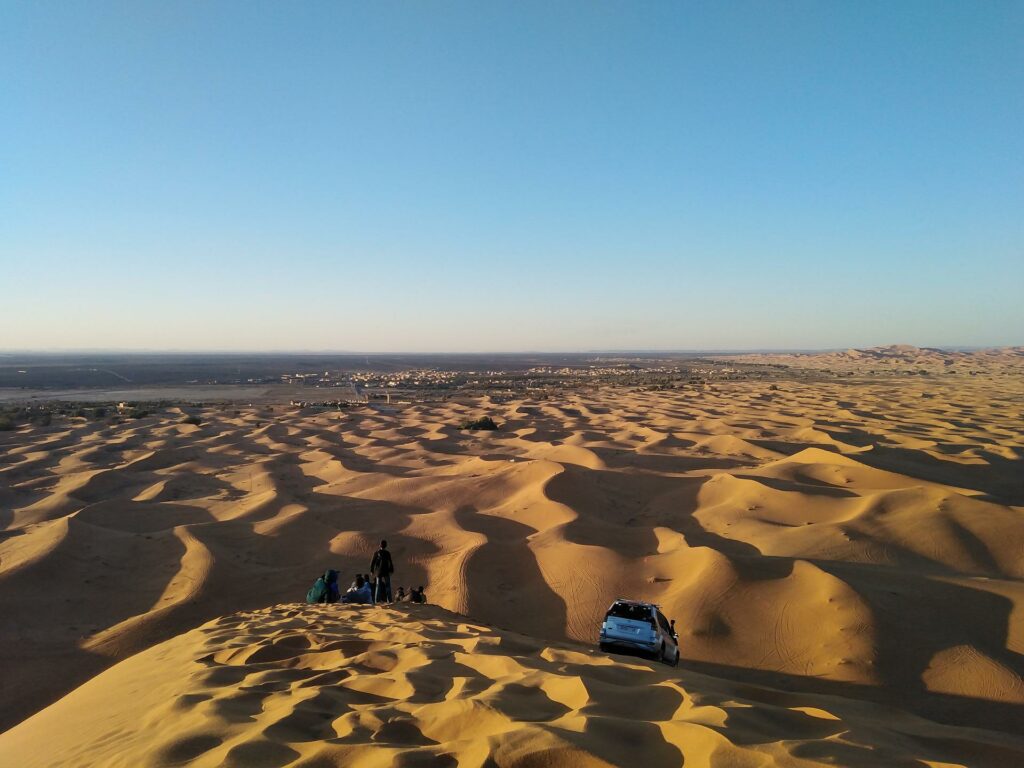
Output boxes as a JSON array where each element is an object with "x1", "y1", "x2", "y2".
[{"x1": 656, "y1": 611, "x2": 671, "y2": 633}]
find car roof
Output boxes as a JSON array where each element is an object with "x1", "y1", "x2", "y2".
[{"x1": 610, "y1": 599, "x2": 659, "y2": 609}]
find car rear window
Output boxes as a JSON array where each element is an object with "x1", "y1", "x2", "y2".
[{"x1": 606, "y1": 603, "x2": 651, "y2": 622}]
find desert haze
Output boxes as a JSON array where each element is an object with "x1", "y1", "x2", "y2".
[{"x1": 1, "y1": 348, "x2": 1023, "y2": 766}]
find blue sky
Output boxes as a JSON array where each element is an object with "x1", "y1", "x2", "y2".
[{"x1": 2, "y1": 1, "x2": 1021, "y2": 351}]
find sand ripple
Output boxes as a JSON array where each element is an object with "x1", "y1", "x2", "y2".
[
  {"x1": 4, "y1": 603, "x2": 1023, "y2": 767},
  {"x1": 2, "y1": 377, "x2": 1023, "y2": 756}
]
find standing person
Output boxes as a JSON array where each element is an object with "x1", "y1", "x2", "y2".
[{"x1": 370, "y1": 540, "x2": 394, "y2": 604}]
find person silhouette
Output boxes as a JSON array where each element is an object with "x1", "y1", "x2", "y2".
[{"x1": 369, "y1": 539, "x2": 395, "y2": 603}]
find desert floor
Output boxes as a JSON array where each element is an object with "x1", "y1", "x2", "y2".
[
  {"x1": 5, "y1": 603, "x2": 1024, "y2": 768},
  {"x1": 2, "y1": 375, "x2": 1023, "y2": 765}
]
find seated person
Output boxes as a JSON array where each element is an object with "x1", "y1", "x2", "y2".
[
  {"x1": 410, "y1": 586, "x2": 427, "y2": 604},
  {"x1": 306, "y1": 569, "x2": 340, "y2": 604},
  {"x1": 364, "y1": 573, "x2": 376, "y2": 603},
  {"x1": 340, "y1": 574, "x2": 373, "y2": 604},
  {"x1": 395, "y1": 586, "x2": 407, "y2": 602}
]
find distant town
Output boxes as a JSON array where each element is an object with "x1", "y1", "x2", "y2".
[{"x1": 2, "y1": 348, "x2": 1014, "y2": 423}]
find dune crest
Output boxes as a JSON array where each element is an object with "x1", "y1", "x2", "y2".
[{"x1": 3, "y1": 603, "x2": 1023, "y2": 768}]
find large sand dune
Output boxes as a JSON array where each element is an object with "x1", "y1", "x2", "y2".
[
  {"x1": 4, "y1": 603, "x2": 1023, "y2": 767},
  {"x1": 2, "y1": 374, "x2": 1023, "y2": 763},
  {"x1": 717, "y1": 344, "x2": 1024, "y2": 376}
]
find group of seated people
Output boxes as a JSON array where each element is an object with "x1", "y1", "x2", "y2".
[
  {"x1": 393, "y1": 585, "x2": 427, "y2": 603},
  {"x1": 306, "y1": 569, "x2": 426, "y2": 606}
]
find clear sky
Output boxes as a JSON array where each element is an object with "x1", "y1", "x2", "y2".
[{"x1": 2, "y1": 1, "x2": 1022, "y2": 352}]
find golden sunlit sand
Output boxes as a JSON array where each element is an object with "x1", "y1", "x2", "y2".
[
  {"x1": 4, "y1": 603, "x2": 1023, "y2": 768},
  {"x1": 2, "y1": 359, "x2": 1023, "y2": 765}
]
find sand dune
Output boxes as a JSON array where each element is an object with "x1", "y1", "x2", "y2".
[
  {"x1": 3, "y1": 603, "x2": 1023, "y2": 767},
  {"x1": 718, "y1": 345, "x2": 1024, "y2": 376},
  {"x1": 2, "y1": 373, "x2": 1023, "y2": 763}
]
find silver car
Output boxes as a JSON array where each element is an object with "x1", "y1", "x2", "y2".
[{"x1": 598, "y1": 599, "x2": 680, "y2": 666}]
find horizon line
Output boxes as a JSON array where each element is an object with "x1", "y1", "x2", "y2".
[{"x1": 0, "y1": 344, "x2": 1019, "y2": 357}]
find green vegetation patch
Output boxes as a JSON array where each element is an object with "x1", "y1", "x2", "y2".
[{"x1": 461, "y1": 415, "x2": 499, "y2": 431}]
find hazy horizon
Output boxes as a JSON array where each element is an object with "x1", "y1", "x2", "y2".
[
  {"x1": 3, "y1": 2, "x2": 1022, "y2": 351},
  {"x1": 0, "y1": 342, "x2": 1017, "y2": 357}
]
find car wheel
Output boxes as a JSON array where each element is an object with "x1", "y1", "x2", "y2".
[{"x1": 668, "y1": 647, "x2": 679, "y2": 667}]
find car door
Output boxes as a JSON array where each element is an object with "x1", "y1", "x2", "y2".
[{"x1": 656, "y1": 611, "x2": 675, "y2": 650}]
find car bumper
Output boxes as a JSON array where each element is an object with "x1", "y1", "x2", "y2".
[{"x1": 599, "y1": 633, "x2": 658, "y2": 653}]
